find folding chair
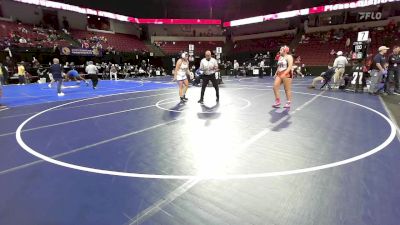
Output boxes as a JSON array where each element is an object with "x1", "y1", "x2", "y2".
[{"x1": 320, "y1": 76, "x2": 332, "y2": 90}]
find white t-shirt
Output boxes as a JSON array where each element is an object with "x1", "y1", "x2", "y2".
[
  {"x1": 234, "y1": 62, "x2": 239, "y2": 70},
  {"x1": 85, "y1": 64, "x2": 98, "y2": 74},
  {"x1": 333, "y1": 56, "x2": 348, "y2": 68},
  {"x1": 200, "y1": 58, "x2": 218, "y2": 75}
]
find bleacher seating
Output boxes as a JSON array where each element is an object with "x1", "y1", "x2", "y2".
[
  {"x1": 296, "y1": 26, "x2": 399, "y2": 66},
  {"x1": 295, "y1": 30, "x2": 355, "y2": 66},
  {"x1": 158, "y1": 41, "x2": 224, "y2": 55},
  {"x1": 0, "y1": 20, "x2": 70, "y2": 49},
  {"x1": 233, "y1": 34, "x2": 294, "y2": 54},
  {"x1": 70, "y1": 30, "x2": 148, "y2": 53}
]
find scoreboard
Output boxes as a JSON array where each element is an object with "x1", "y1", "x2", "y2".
[
  {"x1": 352, "y1": 31, "x2": 369, "y2": 60},
  {"x1": 352, "y1": 41, "x2": 368, "y2": 60}
]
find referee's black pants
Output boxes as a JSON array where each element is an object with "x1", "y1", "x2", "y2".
[
  {"x1": 200, "y1": 74, "x2": 219, "y2": 101},
  {"x1": 90, "y1": 74, "x2": 99, "y2": 88}
]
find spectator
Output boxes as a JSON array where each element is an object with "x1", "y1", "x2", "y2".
[
  {"x1": 110, "y1": 64, "x2": 118, "y2": 80},
  {"x1": 19, "y1": 37, "x2": 27, "y2": 44},
  {"x1": 32, "y1": 58, "x2": 40, "y2": 68},
  {"x1": 300, "y1": 34, "x2": 306, "y2": 43},
  {"x1": 386, "y1": 46, "x2": 400, "y2": 94},
  {"x1": 304, "y1": 18, "x2": 309, "y2": 32},
  {"x1": 345, "y1": 37, "x2": 351, "y2": 48},
  {"x1": 0, "y1": 63, "x2": 9, "y2": 85},
  {"x1": 388, "y1": 19, "x2": 396, "y2": 32},
  {"x1": 62, "y1": 17, "x2": 70, "y2": 30},
  {"x1": 233, "y1": 60, "x2": 239, "y2": 78},
  {"x1": 0, "y1": 81, "x2": 6, "y2": 110},
  {"x1": 17, "y1": 62, "x2": 26, "y2": 85},
  {"x1": 5, "y1": 57, "x2": 14, "y2": 75}
]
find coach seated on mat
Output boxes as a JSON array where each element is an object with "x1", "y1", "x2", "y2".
[
  {"x1": 192, "y1": 68, "x2": 203, "y2": 86},
  {"x1": 308, "y1": 66, "x2": 336, "y2": 89}
]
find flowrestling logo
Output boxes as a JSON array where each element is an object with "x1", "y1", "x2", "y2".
[{"x1": 358, "y1": 12, "x2": 383, "y2": 21}]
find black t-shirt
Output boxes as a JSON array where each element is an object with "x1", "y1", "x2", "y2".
[
  {"x1": 322, "y1": 68, "x2": 335, "y2": 80},
  {"x1": 370, "y1": 53, "x2": 386, "y2": 70},
  {"x1": 50, "y1": 64, "x2": 63, "y2": 79},
  {"x1": 388, "y1": 54, "x2": 400, "y2": 70}
]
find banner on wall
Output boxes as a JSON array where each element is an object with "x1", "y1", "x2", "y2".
[
  {"x1": 358, "y1": 12, "x2": 383, "y2": 21},
  {"x1": 60, "y1": 47, "x2": 102, "y2": 57}
]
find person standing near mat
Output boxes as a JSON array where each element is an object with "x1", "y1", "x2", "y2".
[
  {"x1": 233, "y1": 60, "x2": 239, "y2": 78},
  {"x1": 50, "y1": 58, "x2": 64, "y2": 97},
  {"x1": 198, "y1": 50, "x2": 219, "y2": 104},
  {"x1": 17, "y1": 62, "x2": 26, "y2": 85},
  {"x1": 387, "y1": 46, "x2": 400, "y2": 94},
  {"x1": 0, "y1": 81, "x2": 7, "y2": 110},
  {"x1": 85, "y1": 61, "x2": 99, "y2": 89},
  {"x1": 0, "y1": 63, "x2": 8, "y2": 85},
  {"x1": 272, "y1": 45, "x2": 293, "y2": 108},
  {"x1": 173, "y1": 52, "x2": 190, "y2": 102},
  {"x1": 110, "y1": 64, "x2": 118, "y2": 81},
  {"x1": 369, "y1": 46, "x2": 389, "y2": 95}
]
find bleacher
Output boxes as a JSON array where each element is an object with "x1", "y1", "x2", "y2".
[
  {"x1": 70, "y1": 30, "x2": 148, "y2": 53},
  {"x1": 294, "y1": 31, "x2": 355, "y2": 66},
  {"x1": 233, "y1": 34, "x2": 294, "y2": 54},
  {"x1": 0, "y1": 20, "x2": 71, "y2": 49},
  {"x1": 295, "y1": 26, "x2": 399, "y2": 66},
  {"x1": 158, "y1": 41, "x2": 224, "y2": 55}
]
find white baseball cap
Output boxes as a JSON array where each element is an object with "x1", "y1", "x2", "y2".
[
  {"x1": 336, "y1": 51, "x2": 343, "y2": 56},
  {"x1": 378, "y1": 46, "x2": 389, "y2": 52}
]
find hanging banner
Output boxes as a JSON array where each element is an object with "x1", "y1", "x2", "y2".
[{"x1": 61, "y1": 47, "x2": 102, "y2": 57}]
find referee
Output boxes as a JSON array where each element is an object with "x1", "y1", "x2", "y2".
[
  {"x1": 198, "y1": 50, "x2": 219, "y2": 104},
  {"x1": 85, "y1": 61, "x2": 99, "y2": 89}
]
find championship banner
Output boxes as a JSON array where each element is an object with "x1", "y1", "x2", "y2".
[{"x1": 61, "y1": 47, "x2": 102, "y2": 57}]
